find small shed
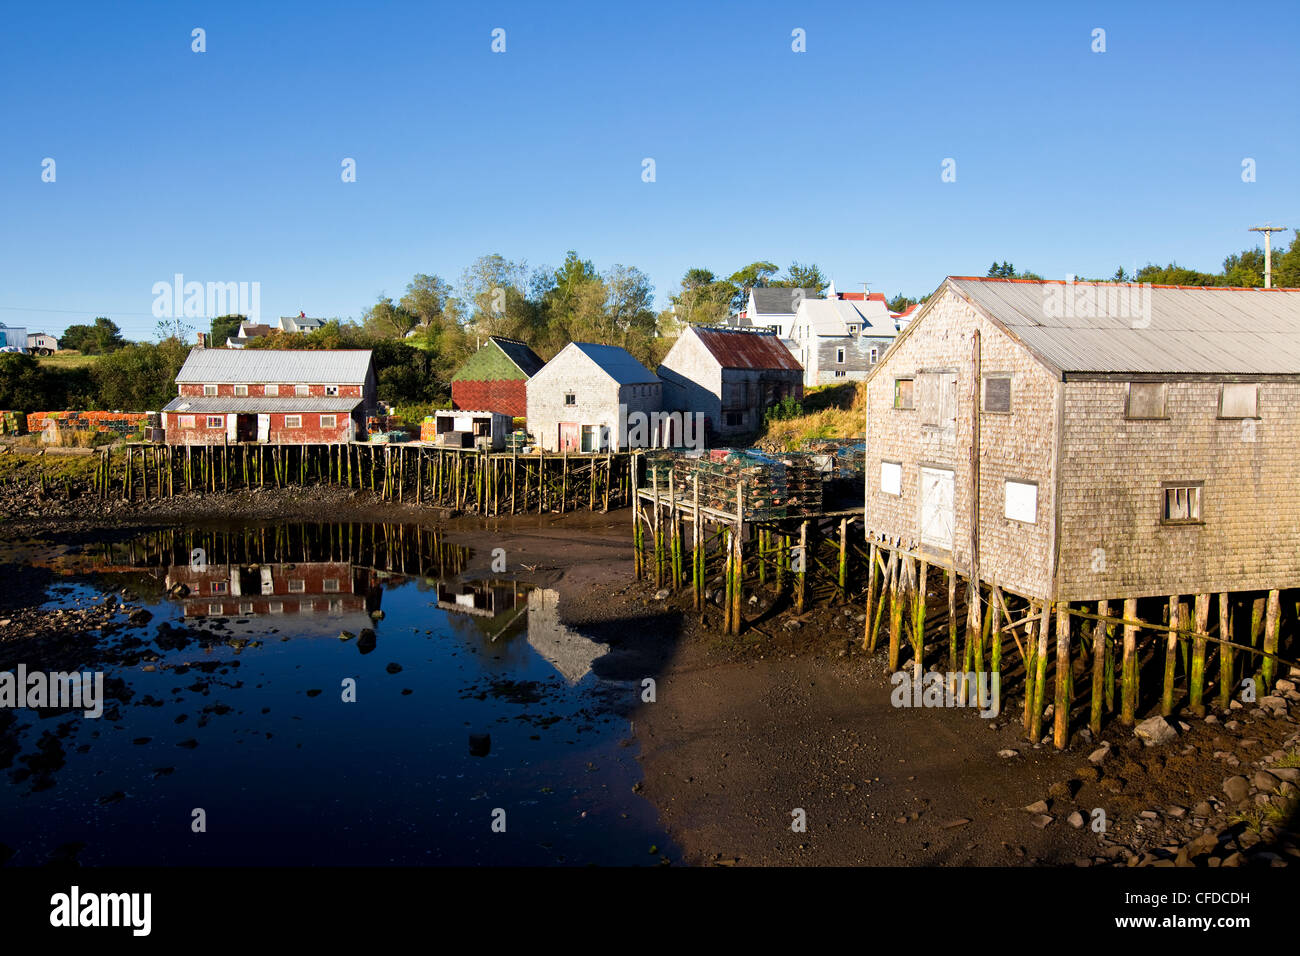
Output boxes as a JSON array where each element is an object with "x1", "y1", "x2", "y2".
[
  {"x1": 526, "y1": 342, "x2": 661, "y2": 452},
  {"x1": 429, "y1": 409, "x2": 512, "y2": 450},
  {"x1": 451, "y1": 336, "x2": 545, "y2": 419},
  {"x1": 657, "y1": 326, "x2": 803, "y2": 440}
]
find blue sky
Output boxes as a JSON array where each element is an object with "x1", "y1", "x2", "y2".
[{"x1": 1, "y1": 0, "x2": 1296, "y2": 340}]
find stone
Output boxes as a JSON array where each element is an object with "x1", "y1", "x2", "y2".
[
  {"x1": 1135, "y1": 716, "x2": 1178, "y2": 747},
  {"x1": 1191, "y1": 801, "x2": 1213, "y2": 817},
  {"x1": 1029, "y1": 815, "x2": 1053, "y2": 829},
  {"x1": 997, "y1": 749, "x2": 1019, "y2": 759},
  {"x1": 654, "y1": 589, "x2": 670, "y2": 600},
  {"x1": 1222, "y1": 775, "x2": 1250, "y2": 804},
  {"x1": 1067, "y1": 811, "x2": 1084, "y2": 828},
  {"x1": 1254, "y1": 770, "x2": 1281, "y2": 791},
  {"x1": 1024, "y1": 800, "x2": 1050, "y2": 814},
  {"x1": 1088, "y1": 744, "x2": 1111, "y2": 765}
]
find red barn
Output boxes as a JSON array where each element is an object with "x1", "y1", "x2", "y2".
[
  {"x1": 162, "y1": 348, "x2": 376, "y2": 444},
  {"x1": 450, "y1": 336, "x2": 544, "y2": 419}
]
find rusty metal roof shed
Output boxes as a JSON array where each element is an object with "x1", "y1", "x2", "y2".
[
  {"x1": 947, "y1": 277, "x2": 1300, "y2": 376},
  {"x1": 689, "y1": 326, "x2": 803, "y2": 371}
]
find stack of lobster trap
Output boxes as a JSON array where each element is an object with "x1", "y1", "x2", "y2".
[{"x1": 641, "y1": 448, "x2": 824, "y2": 520}]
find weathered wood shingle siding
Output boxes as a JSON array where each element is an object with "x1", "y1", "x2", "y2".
[
  {"x1": 865, "y1": 286, "x2": 1059, "y2": 600},
  {"x1": 526, "y1": 346, "x2": 661, "y2": 451},
  {"x1": 1057, "y1": 378, "x2": 1300, "y2": 600}
]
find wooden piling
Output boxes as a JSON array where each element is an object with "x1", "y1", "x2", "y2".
[
  {"x1": 1189, "y1": 593, "x2": 1210, "y2": 715},
  {"x1": 1217, "y1": 592, "x2": 1233, "y2": 709},
  {"x1": 1263, "y1": 588, "x2": 1281, "y2": 688},
  {"x1": 1162, "y1": 596, "x2": 1181, "y2": 715}
]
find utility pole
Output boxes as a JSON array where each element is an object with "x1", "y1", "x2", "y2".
[{"x1": 1249, "y1": 225, "x2": 1289, "y2": 288}]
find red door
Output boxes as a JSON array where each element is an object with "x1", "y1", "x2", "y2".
[{"x1": 558, "y1": 422, "x2": 580, "y2": 452}]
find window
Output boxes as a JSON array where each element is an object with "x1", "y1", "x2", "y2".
[
  {"x1": 211, "y1": 581, "x2": 228, "y2": 595},
  {"x1": 1126, "y1": 382, "x2": 1167, "y2": 419},
  {"x1": 178, "y1": 415, "x2": 195, "y2": 428},
  {"x1": 565, "y1": 393, "x2": 576, "y2": 406},
  {"x1": 834, "y1": 370, "x2": 847, "y2": 378},
  {"x1": 285, "y1": 415, "x2": 302, "y2": 428},
  {"x1": 847, "y1": 324, "x2": 858, "y2": 335},
  {"x1": 869, "y1": 347, "x2": 879, "y2": 363},
  {"x1": 984, "y1": 375, "x2": 1012, "y2": 413},
  {"x1": 880, "y1": 461, "x2": 902, "y2": 496},
  {"x1": 233, "y1": 384, "x2": 248, "y2": 397},
  {"x1": 269, "y1": 601, "x2": 284, "y2": 614},
  {"x1": 325, "y1": 385, "x2": 339, "y2": 397},
  {"x1": 1219, "y1": 383, "x2": 1258, "y2": 419},
  {"x1": 295, "y1": 385, "x2": 310, "y2": 397},
  {"x1": 725, "y1": 412, "x2": 744, "y2": 427},
  {"x1": 288, "y1": 579, "x2": 306, "y2": 593},
  {"x1": 264, "y1": 384, "x2": 279, "y2": 397},
  {"x1": 836, "y1": 347, "x2": 846, "y2": 364},
  {"x1": 919, "y1": 372, "x2": 957, "y2": 429},
  {"x1": 1004, "y1": 480, "x2": 1038, "y2": 523},
  {"x1": 1162, "y1": 482, "x2": 1203, "y2": 524},
  {"x1": 208, "y1": 603, "x2": 223, "y2": 616},
  {"x1": 206, "y1": 415, "x2": 224, "y2": 429},
  {"x1": 203, "y1": 384, "x2": 218, "y2": 396},
  {"x1": 894, "y1": 378, "x2": 914, "y2": 409},
  {"x1": 322, "y1": 578, "x2": 339, "y2": 592},
  {"x1": 239, "y1": 602, "x2": 254, "y2": 615},
  {"x1": 581, "y1": 425, "x2": 596, "y2": 453},
  {"x1": 320, "y1": 415, "x2": 337, "y2": 429}
]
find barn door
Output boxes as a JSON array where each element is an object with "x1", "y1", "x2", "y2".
[
  {"x1": 919, "y1": 466, "x2": 955, "y2": 551},
  {"x1": 257, "y1": 415, "x2": 270, "y2": 442},
  {"x1": 227, "y1": 415, "x2": 239, "y2": 442}
]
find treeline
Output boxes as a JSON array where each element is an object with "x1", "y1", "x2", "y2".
[{"x1": 0, "y1": 339, "x2": 190, "y2": 414}]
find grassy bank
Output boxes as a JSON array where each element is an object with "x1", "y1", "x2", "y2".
[{"x1": 756, "y1": 382, "x2": 865, "y2": 451}]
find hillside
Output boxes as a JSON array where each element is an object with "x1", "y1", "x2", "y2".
[{"x1": 754, "y1": 381, "x2": 865, "y2": 452}]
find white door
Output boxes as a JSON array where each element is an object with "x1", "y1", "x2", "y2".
[
  {"x1": 920, "y1": 466, "x2": 955, "y2": 551},
  {"x1": 227, "y1": 415, "x2": 238, "y2": 442},
  {"x1": 260, "y1": 568, "x2": 274, "y2": 595},
  {"x1": 257, "y1": 414, "x2": 270, "y2": 443}
]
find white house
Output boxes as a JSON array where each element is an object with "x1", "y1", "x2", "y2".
[
  {"x1": 526, "y1": 342, "x2": 662, "y2": 452},
  {"x1": 788, "y1": 296, "x2": 898, "y2": 387}
]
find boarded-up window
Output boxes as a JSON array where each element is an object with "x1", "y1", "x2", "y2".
[
  {"x1": 233, "y1": 384, "x2": 248, "y2": 396},
  {"x1": 265, "y1": 384, "x2": 279, "y2": 397},
  {"x1": 880, "y1": 460, "x2": 901, "y2": 496},
  {"x1": 1004, "y1": 480, "x2": 1038, "y2": 523},
  {"x1": 320, "y1": 414, "x2": 337, "y2": 429},
  {"x1": 1219, "y1": 383, "x2": 1258, "y2": 418},
  {"x1": 285, "y1": 415, "x2": 302, "y2": 428},
  {"x1": 1126, "y1": 382, "x2": 1167, "y2": 419},
  {"x1": 295, "y1": 385, "x2": 310, "y2": 397},
  {"x1": 894, "y1": 378, "x2": 914, "y2": 409},
  {"x1": 1162, "y1": 483, "x2": 1203, "y2": 523},
  {"x1": 984, "y1": 376, "x2": 1012, "y2": 413},
  {"x1": 919, "y1": 372, "x2": 957, "y2": 429},
  {"x1": 178, "y1": 415, "x2": 195, "y2": 428}
]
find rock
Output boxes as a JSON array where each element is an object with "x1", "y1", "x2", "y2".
[
  {"x1": 1270, "y1": 766, "x2": 1299, "y2": 783},
  {"x1": 338, "y1": 631, "x2": 355, "y2": 641},
  {"x1": 1253, "y1": 770, "x2": 1281, "y2": 791},
  {"x1": 357, "y1": 628, "x2": 377, "y2": 654},
  {"x1": 1029, "y1": 815, "x2": 1054, "y2": 829},
  {"x1": 1275, "y1": 678, "x2": 1296, "y2": 693},
  {"x1": 1222, "y1": 775, "x2": 1250, "y2": 804},
  {"x1": 1024, "y1": 800, "x2": 1050, "y2": 814},
  {"x1": 468, "y1": 733, "x2": 491, "y2": 757},
  {"x1": 1135, "y1": 715, "x2": 1178, "y2": 746},
  {"x1": 385, "y1": 662, "x2": 402, "y2": 674},
  {"x1": 1166, "y1": 805, "x2": 1187, "y2": 818},
  {"x1": 653, "y1": 589, "x2": 670, "y2": 600},
  {"x1": 1140, "y1": 810, "x2": 1159, "y2": 820},
  {"x1": 1088, "y1": 743, "x2": 1111, "y2": 765},
  {"x1": 997, "y1": 749, "x2": 1019, "y2": 759},
  {"x1": 1191, "y1": 801, "x2": 1213, "y2": 817},
  {"x1": 1067, "y1": 811, "x2": 1084, "y2": 828},
  {"x1": 940, "y1": 818, "x2": 971, "y2": 829},
  {"x1": 127, "y1": 609, "x2": 153, "y2": 626},
  {"x1": 370, "y1": 610, "x2": 385, "y2": 620}
]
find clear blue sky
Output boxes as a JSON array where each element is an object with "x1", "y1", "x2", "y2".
[{"x1": 1, "y1": 0, "x2": 1296, "y2": 340}]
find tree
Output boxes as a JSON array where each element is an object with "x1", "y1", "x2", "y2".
[
  {"x1": 59, "y1": 317, "x2": 126, "y2": 354},
  {"x1": 727, "y1": 261, "x2": 780, "y2": 311},
  {"x1": 776, "y1": 261, "x2": 828, "y2": 294},
  {"x1": 458, "y1": 255, "x2": 540, "y2": 341},
  {"x1": 887, "y1": 294, "x2": 919, "y2": 313},
  {"x1": 399, "y1": 274, "x2": 454, "y2": 330},
  {"x1": 986, "y1": 261, "x2": 1042, "y2": 280},
  {"x1": 671, "y1": 267, "x2": 736, "y2": 327},
  {"x1": 92, "y1": 338, "x2": 191, "y2": 411},
  {"x1": 361, "y1": 296, "x2": 420, "y2": 339},
  {"x1": 0, "y1": 353, "x2": 57, "y2": 411},
  {"x1": 210, "y1": 314, "x2": 246, "y2": 347}
]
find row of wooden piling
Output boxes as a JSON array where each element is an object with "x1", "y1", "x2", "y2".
[
  {"x1": 631, "y1": 468, "x2": 1297, "y2": 749},
  {"x1": 96, "y1": 442, "x2": 637, "y2": 516}
]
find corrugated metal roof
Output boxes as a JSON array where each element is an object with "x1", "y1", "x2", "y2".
[
  {"x1": 795, "y1": 298, "x2": 897, "y2": 337},
  {"x1": 175, "y1": 348, "x2": 373, "y2": 384},
  {"x1": 948, "y1": 278, "x2": 1300, "y2": 375},
  {"x1": 569, "y1": 342, "x2": 659, "y2": 384},
  {"x1": 163, "y1": 396, "x2": 364, "y2": 413},
  {"x1": 750, "y1": 288, "x2": 821, "y2": 315},
  {"x1": 489, "y1": 336, "x2": 545, "y2": 377},
  {"x1": 688, "y1": 327, "x2": 803, "y2": 371}
]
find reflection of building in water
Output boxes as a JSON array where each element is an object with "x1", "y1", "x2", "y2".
[
  {"x1": 166, "y1": 561, "x2": 377, "y2": 619},
  {"x1": 436, "y1": 579, "x2": 530, "y2": 641},
  {"x1": 526, "y1": 588, "x2": 609, "y2": 684}
]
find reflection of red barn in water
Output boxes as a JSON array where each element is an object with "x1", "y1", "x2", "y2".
[{"x1": 167, "y1": 561, "x2": 381, "y2": 618}]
